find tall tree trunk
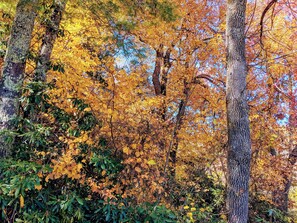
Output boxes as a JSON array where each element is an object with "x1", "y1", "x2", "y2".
[
  {"x1": 0, "y1": 0, "x2": 38, "y2": 158},
  {"x1": 226, "y1": 0, "x2": 251, "y2": 222},
  {"x1": 34, "y1": 0, "x2": 67, "y2": 82}
]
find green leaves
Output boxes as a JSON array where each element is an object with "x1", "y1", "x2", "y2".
[
  {"x1": 0, "y1": 159, "x2": 50, "y2": 219},
  {"x1": 100, "y1": 201, "x2": 177, "y2": 223},
  {"x1": 89, "y1": 150, "x2": 123, "y2": 178}
]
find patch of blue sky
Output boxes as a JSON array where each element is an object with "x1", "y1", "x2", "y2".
[{"x1": 113, "y1": 31, "x2": 151, "y2": 72}]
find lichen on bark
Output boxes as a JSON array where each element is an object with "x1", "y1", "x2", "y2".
[{"x1": 0, "y1": 0, "x2": 38, "y2": 158}]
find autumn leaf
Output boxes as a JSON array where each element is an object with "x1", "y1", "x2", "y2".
[
  {"x1": 123, "y1": 147, "x2": 130, "y2": 155},
  {"x1": 84, "y1": 107, "x2": 91, "y2": 112},
  {"x1": 20, "y1": 195, "x2": 24, "y2": 208},
  {"x1": 135, "y1": 166, "x2": 141, "y2": 173},
  {"x1": 147, "y1": 160, "x2": 156, "y2": 165},
  {"x1": 35, "y1": 184, "x2": 42, "y2": 191}
]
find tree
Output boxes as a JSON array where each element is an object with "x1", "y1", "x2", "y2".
[
  {"x1": 34, "y1": 0, "x2": 67, "y2": 82},
  {"x1": 226, "y1": 0, "x2": 251, "y2": 222},
  {"x1": 0, "y1": 0, "x2": 38, "y2": 158}
]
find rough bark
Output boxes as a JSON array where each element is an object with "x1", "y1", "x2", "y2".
[
  {"x1": 34, "y1": 0, "x2": 67, "y2": 82},
  {"x1": 152, "y1": 45, "x2": 172, "y2": 151},
  {"x1": 152, "y1": 45, "x2": 171, "y2": 98},
  {"x1": 226, "y1": 0, "x2": 251, "y2": 222},
  {"x1": 0, "y1": 0, "x2": 38, "y2": 158}
]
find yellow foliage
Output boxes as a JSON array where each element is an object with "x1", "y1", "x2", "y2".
[
  {"x1": 35, "y1": 185, "x2": 42, "y2": 191},
  {"x1": 22, "y1": 0, "x2": 297, "y2": 209},
  {"x1": 147, "y1": 160, "x2": 156, "y2": 165},
  {"x1": 122, "y1": 147, "x2": 130, "y2": 155},
  {"x1": 19, "y1": 195, "x2": 24, "y2": 208}
]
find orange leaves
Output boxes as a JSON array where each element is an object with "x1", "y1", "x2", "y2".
[
  {"x1": 117, "y1": 140, "x2": 166, "y2": 202},
  {"x1": 101, "y1": 169, "x2": 107, "y2": 176},
  {"x1": 34, "y1": 184, "x2": 42, "y2": 191},
  {"x1": 46, "y1": 148, "x2": 84, "y2": 182},
  {"x1": 21, "y1": 0, "x2": 294, "y2": 211},
  {"x1": 135, "y1": 166, "x2": 142, "y2": 173},
  {"x1": 123, "y1": 147, "x2": 130, "y2": 155},
  {"x1": 86, "y1": 177, "x2": 120, "y2": 201}
]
